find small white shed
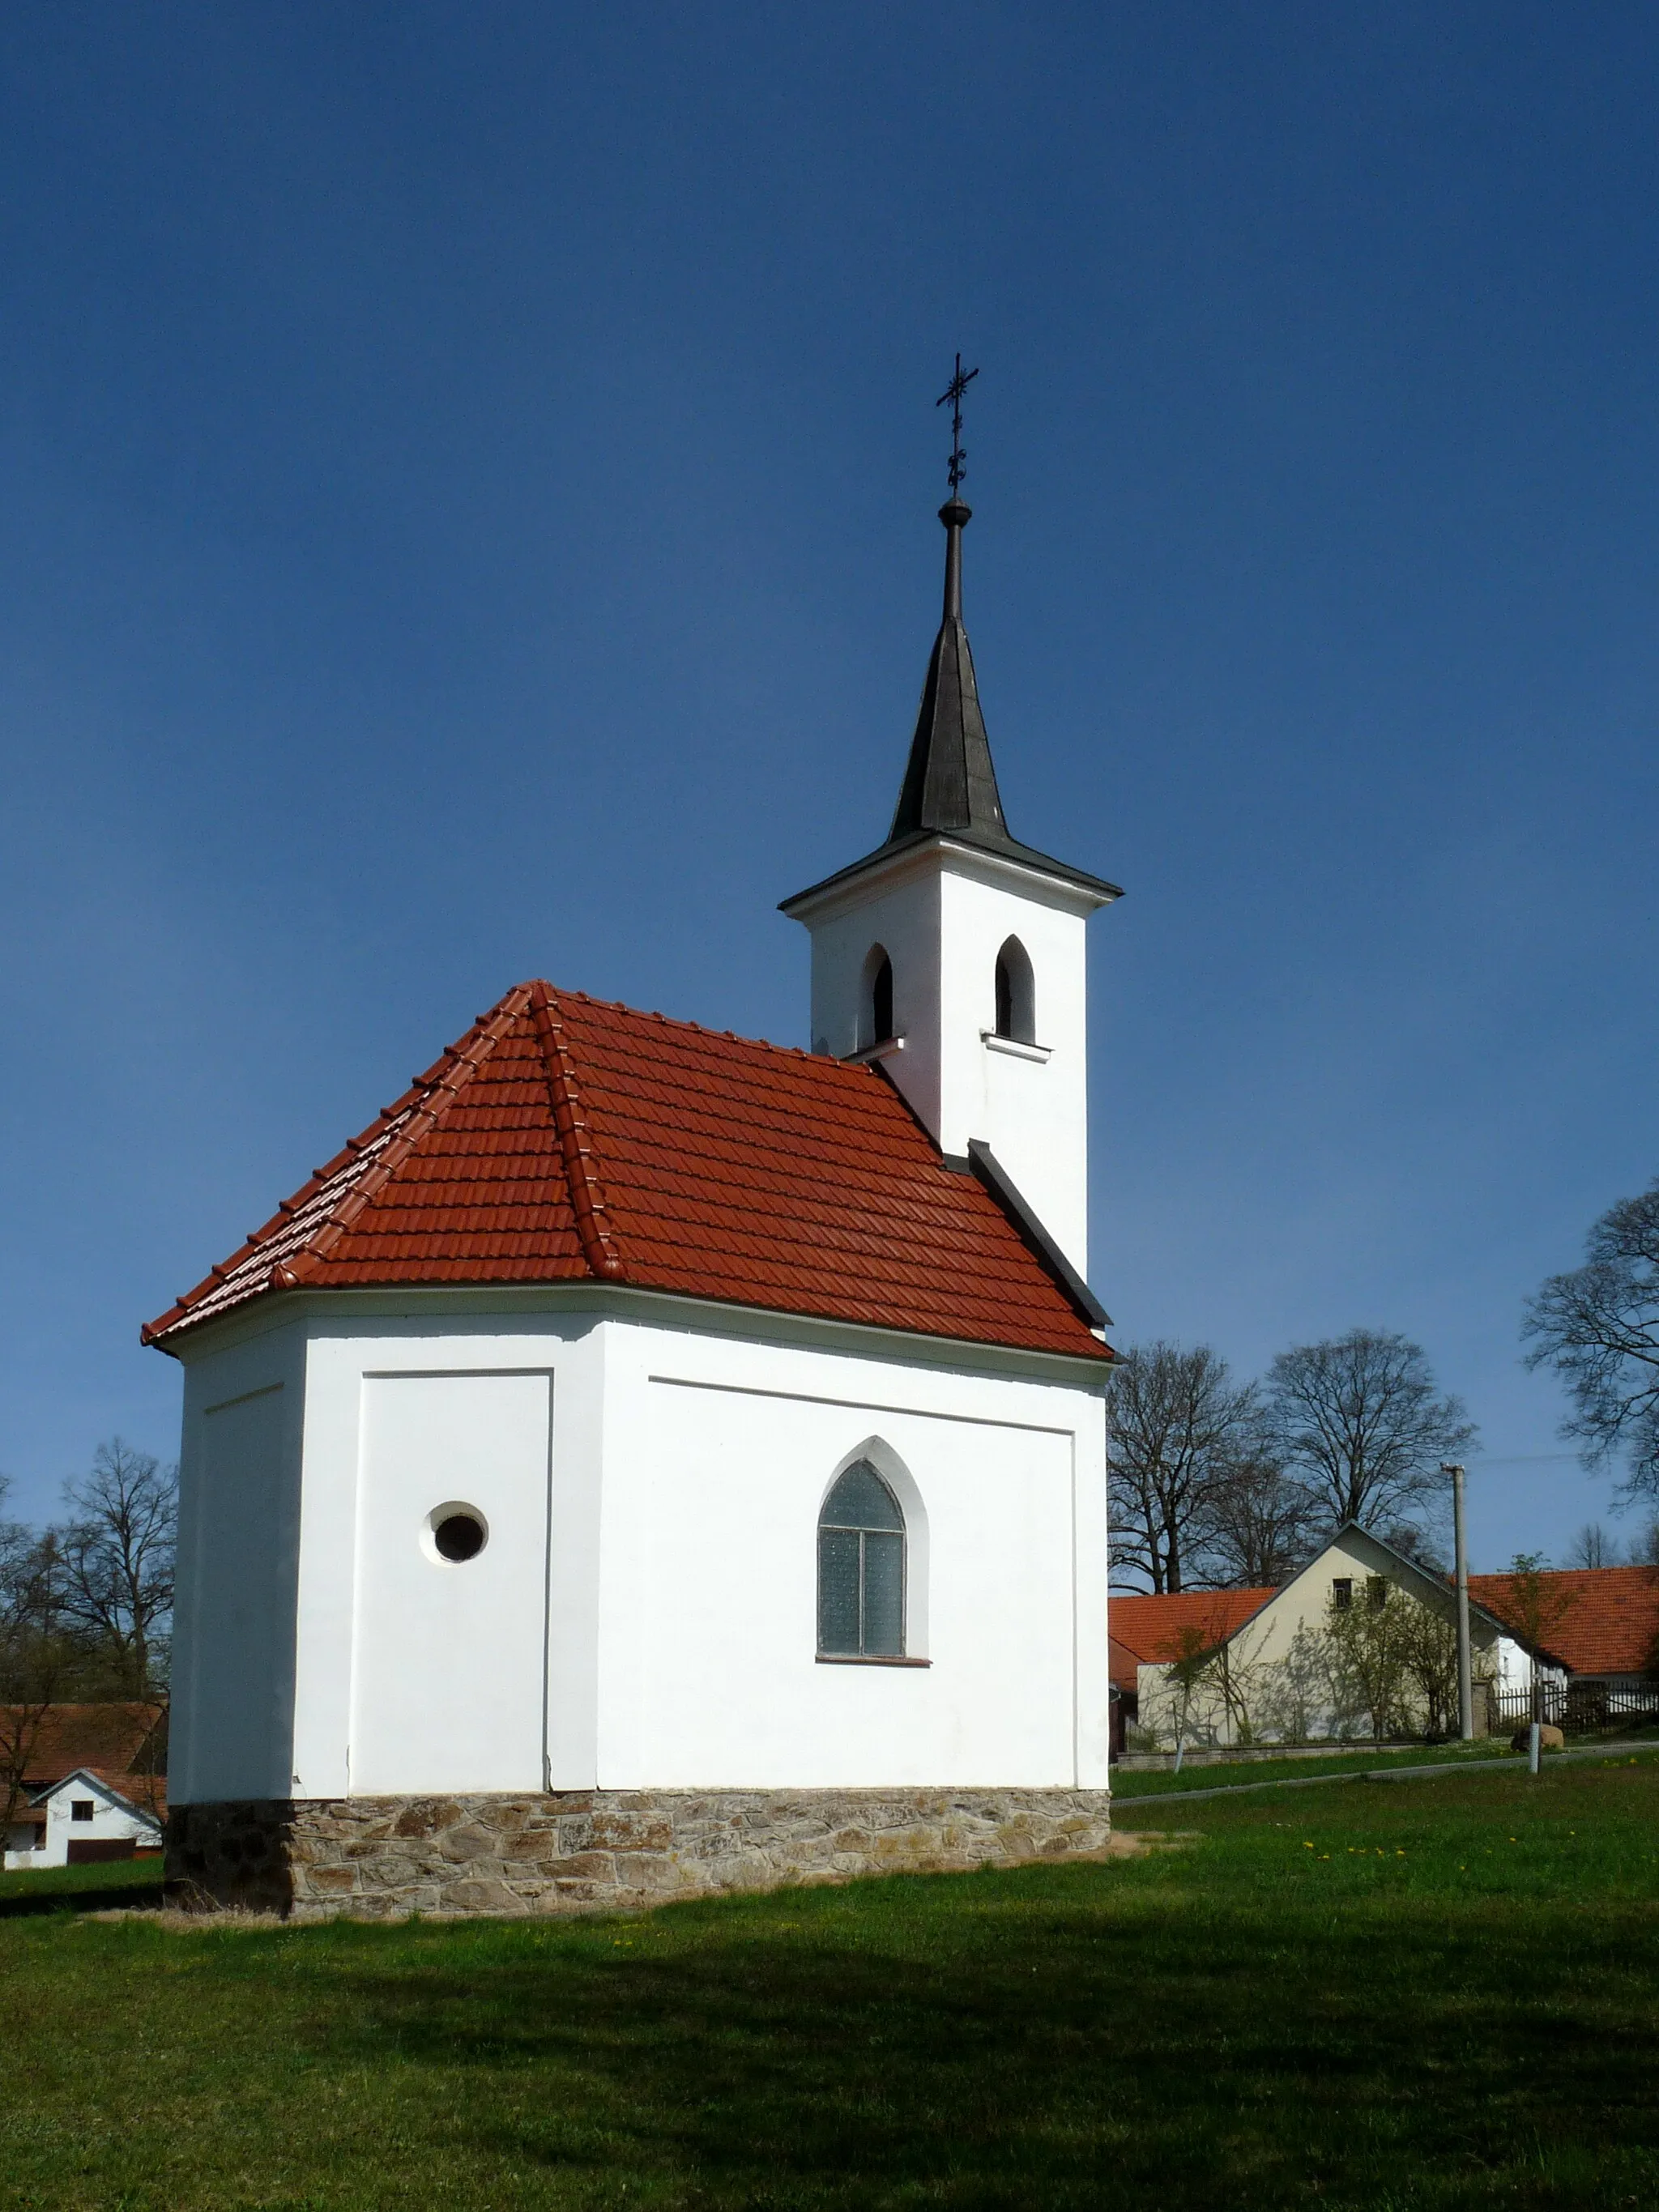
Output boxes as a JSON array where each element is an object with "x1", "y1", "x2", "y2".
[{"x1": 3, "y1": 1769, "x2": 164, "y2": 1871}]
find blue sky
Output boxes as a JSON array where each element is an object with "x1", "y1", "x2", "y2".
[{"x1": 2, "y1": 5, "x2": 1656, "y2": 1566}]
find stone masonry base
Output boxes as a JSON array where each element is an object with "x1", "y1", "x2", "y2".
[{"x1": 167, "y1": 1787, "x2": 1115, "y2": 1919}]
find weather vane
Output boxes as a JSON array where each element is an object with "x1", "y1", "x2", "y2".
[{"x1": 936, "y1": 352, "x2": 979, "y2": 497}]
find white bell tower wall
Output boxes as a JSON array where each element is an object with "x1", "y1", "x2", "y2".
[{"x1": 795, "y1": 840, "x2": 1102, "y2": 1278}]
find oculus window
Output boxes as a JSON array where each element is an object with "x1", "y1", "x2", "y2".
[{"x1": 818, "y1": 1460, "x2": 906, "y2": 1657}]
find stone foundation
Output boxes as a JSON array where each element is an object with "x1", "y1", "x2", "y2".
[{"x1": 167, "y1": 1786, "x2": 1114, "y2": 1919}]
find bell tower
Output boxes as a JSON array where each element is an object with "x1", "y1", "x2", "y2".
[{"x1": 781, "y1": 385, "x2": 1120, "y2": 1281}]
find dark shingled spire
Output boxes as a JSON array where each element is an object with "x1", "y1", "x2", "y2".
[
  {"x1": 887, "y1": 499, "x2": 1017, "y2": 848},
  {"x1": 779, "y1": 453, "x2": 1124, "y2": 919}
]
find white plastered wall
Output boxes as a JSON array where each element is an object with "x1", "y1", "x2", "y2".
[
  {"x1": 170, "y1": 1318, "x2": 308, "y2": 1805},
  {"x1": 795, "y1": 842, "x2": 1098, "y2": 1276},
  {"x1": 166, "y1": 1292, "x2": 1110, "y2": 1802},
  {"x1": 593, "y1": 1311, "x2": 1111, "y2": 1789}
]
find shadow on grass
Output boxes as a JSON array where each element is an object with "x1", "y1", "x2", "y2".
[
  {"x1": 304, "y1": 1860, "x2": 1659, "y2": 2208},
  {"x1": 0, "y1": 1870, "x2": 166, "y2": 1918}
]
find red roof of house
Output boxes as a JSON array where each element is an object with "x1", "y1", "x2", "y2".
[
  {"x1": 2, "y1": 1703, "x2": 166, "y2": 1790},
  {"x1": 1469, "y1": 1564, "x2": 1659, "y2": 1678},
  {"x1": 35, "y1": 1767, "x2": 167, "y2": 1819},
  {"x1": 145, "y1": 981, "x2": 1110, "y2": 1363},
  {"x1": 1108, "y1": 1588, "x2": 1277, "y2": 1667}
]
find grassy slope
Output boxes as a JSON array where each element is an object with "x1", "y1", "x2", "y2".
[{"x1": 3, "y1": 1763, "x2": 1659, "y2": 2210}]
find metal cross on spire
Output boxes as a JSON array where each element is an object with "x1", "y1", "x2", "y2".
[{"x1": 936, "y1": 352, "x2": 979, "y2": 496}]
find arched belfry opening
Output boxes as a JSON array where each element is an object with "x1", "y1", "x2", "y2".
[
  {"x1": 994, "y1": 937, "x2": 1035, "y2": 1045},
  {"x1": 861, "y1": 945, "x2": 893, "y2": 1048}
]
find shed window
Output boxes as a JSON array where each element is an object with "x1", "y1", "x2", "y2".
[
  {"x1": 70, "y1": 1801, "x2": 94, "y2": 1822},
  {"x1": 818, "y1": 1461, "x2": 905, "y2": 1657}
]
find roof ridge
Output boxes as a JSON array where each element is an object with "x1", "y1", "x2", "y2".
[
  {"x1": 525, "y1": 980, "x2": 830, "y2": 1069},
  {"x1": 273, "y1": 989, "x2": 535, "y2": 1288},
  {"x1": 527, "y1": 983, "x2": 627, "y2": 1282}
]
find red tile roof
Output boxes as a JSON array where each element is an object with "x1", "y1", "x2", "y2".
[
  {"x1": 38, "y1": 1767, "x2": 168, "y2": 1820},
  {"x1": 1468, "y1": 1565, "x2": 1659, "y2": 1679},
  {"x1": 2, "y1": 1703, "x2": 166, "y2": 1790},
  {"x1": 1108, "y1": 1588, "x2": 1277, "y2": 1666},
  {"x1": 145, "y1": 981, "x2": 1110, "y2": 1363}
]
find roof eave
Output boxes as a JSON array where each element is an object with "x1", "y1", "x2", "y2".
[
  {"x1": 780, "y1": 829, "x2": 1123, "y2": 920},
  {"x1": 145, "y1": 1273, "x2": 1114, "y2": 1378}
]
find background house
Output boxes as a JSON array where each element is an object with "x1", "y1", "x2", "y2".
[
  {"x1": 1469, "y1": 1564, "x2": 1659, "y2": 1727},
  {"x1": 6, "y1": 1768, "x2": 164, "y2": 1870},
  {"x1": 2, "y1": 1704, "x2": 166, "y2": 1808},
  {"x1": 1110, "y1": 1588, "x2": 1273, "y2": 1754},
  {"x1": 1119, "y1": 1528, "x2": 1509, "y2": 1751},
  {"x1": 2, "y1": 1707, "x2": 168, "y2": 1869},
  {"x1": 1114, "y1": 1545, "x2": 1659, "y2": 1755}
]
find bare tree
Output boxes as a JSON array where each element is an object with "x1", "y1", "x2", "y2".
[
  {"x1": 1378, "y1": 1520, "x2": 1448, "y2": 1575},
  {"x1": 1107, "y1": 1343, "x2": 1257, "y2": 1593},
  {"x1": 1567, "y1": 1522, "x2": 1618, "y2": 1571},
  {"x1": 0, "y1": 1485, "x2": 69, "y2": 1836},
  {"x1": 1199, "y1": 1451, "x2": 1318, "y2": 1589},
  {"x1": 58, "y1": 1439, "x2": 177, "y2": 1702},
  {"x1": 1525, "y1": 1178, "x2": 1659, "y2": 1502},
  {"x1": 1262, "y1": 1329, "x2": 1475, "y2": 1539}
]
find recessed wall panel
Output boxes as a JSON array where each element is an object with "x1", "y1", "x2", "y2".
[{"x1": 351, "y1": 1372, "x2": 552, "y2": 1794}]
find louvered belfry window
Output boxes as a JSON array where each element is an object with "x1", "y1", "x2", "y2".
[{"x1": 817, "y1": 1460, "x2": 905, "y2": 1657}]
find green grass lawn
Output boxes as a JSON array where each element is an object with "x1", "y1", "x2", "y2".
[
  {"x1": 1110, "y1": 1736, "x2": 1530, "y2": 1798},
  {"x1": 0, "y1": 1856, "x2": 164, "y2": 1913},
  {"x1": 6, "y1": 1762, "x2": 1659, "y2": 2209}
]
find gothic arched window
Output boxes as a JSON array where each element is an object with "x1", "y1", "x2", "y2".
[
  {"x1": 817, "y1": 1460, "x2": 905, "y2": 1657},
  {"x1": 993, "y1": 936, "x2": 1036, "y2": 1044},
  {"x1": 862, "y1": 945, "x2": 894, "y2": 1047}
]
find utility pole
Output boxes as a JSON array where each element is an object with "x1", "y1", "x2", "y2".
[{"x1": 1444, "y1": 1462, "x2": 1473, "y2": 1741}]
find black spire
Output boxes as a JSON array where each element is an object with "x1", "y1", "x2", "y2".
[
  {"x1": 778, "y1": 363, "x2": 1124, "y2": 919},
  {"x1": 887, "y1": 496, "x2": 1015, "y2": 845}
]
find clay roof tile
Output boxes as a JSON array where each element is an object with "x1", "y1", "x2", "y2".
[{"x1": 145, "y1": 982, "x2": 1110, "y2": 1363}]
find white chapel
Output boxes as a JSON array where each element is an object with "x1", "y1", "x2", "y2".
[{"x1": 148, "y1": 471, "x2": 1124, "y2": 1916}]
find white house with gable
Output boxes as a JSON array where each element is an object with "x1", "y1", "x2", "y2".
[
  {"x1": 5, "y1": 1771, "x2": 164, "y2": 1871},
  {"x1": 146, "y1": 476, "x2": 1124, "y2": 1917},
  {"x1": 1124, "y1": 1525, "x2": 1519, "y2": 1750}
]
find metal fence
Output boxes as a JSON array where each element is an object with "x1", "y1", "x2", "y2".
[{"x1": 1491, "y1": 1679, "x2": 1659, "y2": 1734}]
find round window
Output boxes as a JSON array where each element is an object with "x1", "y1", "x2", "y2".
[{"x1": 425, "y1": 1505, "x2": 488, "y2": 1563}]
